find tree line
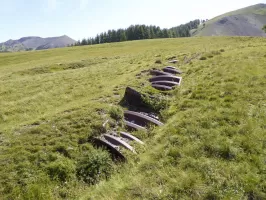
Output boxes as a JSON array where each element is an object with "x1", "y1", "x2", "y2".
[{"x1": 73, "y1": 19, "x2": 204, "y2": 46}]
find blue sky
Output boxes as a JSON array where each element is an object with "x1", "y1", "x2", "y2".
[{"x1": 1, "y1": 0, "x2": 265, "y2": 41}]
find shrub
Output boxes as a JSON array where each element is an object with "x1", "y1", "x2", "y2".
[
  {"x1": 142, "y1": 95, "x2": 169, "y2": 112},
  {"x1": 46, "y1": 155, "x2": 76, "y2": 182},
  {"x1": 78, "y1": 136, "x2": 88, "y2": 144},
  {"x1": 167, "y1": 147, "x2": 182, "y2": 159},
  {"x1": 220, "y1": 49, "x2": 225, "y2": 52},
  {"x1": 203, "y1": 144, "x2": 236, "y2": 160},
  {"x1": 155, "y1": 59, "x2": 162, "y2": 64},
  {"x1": 22, "y1": 183, "x2": 53, "y2": 200},
  {"x1": 76, "y1": 150, "x2": 113, "y2": 184},
  {"x1": 53, "y1": 144, "x2": 71, "y2": 158},
  {"x1": 204, "y1": 191, "x2": 221, "y2": 200},
  {"x1": 109, "y1": 106, "x2": 124, "y2": 121},
  {"x1": 199, "y1": 56, "x2": 207, "y2": 60},
  {"x1": 90, "y1": 122, "x2": 107, "y2": 136}
]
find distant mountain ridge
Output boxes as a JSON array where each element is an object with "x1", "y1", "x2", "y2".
[
  {"x1": 0, "y1": 35, "x2": 76, "y2": 52},
  {"x1": 2, "y1": 3, "x2": 265, "y2": 52},
  {"x1": 192, "y1": 3, "x2": 266, "y2": 37}
]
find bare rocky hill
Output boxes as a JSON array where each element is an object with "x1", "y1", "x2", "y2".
[
  {"x1": 0, "y1": 35, "x2": 76, "y2": 52},
  {"x1": 192, "y1": 3, "x2": 266, "y2": 37}
]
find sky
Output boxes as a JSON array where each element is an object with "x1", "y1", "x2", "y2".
[{"x1": 1, "y1": 0, "x2": 265, "y2": 41}]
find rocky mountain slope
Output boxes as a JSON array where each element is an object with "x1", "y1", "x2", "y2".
[
  {"x1": 192, "y1": 3, "x2": 266, "y2": 37},
  {"x1": 0, "y1": 35, "x2": 76, "y2": 52}
]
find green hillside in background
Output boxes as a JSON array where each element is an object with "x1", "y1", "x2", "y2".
[{"x1": 0, "y1": 37, "x2": 265, "y2": 199}]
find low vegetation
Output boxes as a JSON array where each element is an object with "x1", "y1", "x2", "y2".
[{"x1": 0, "y1": 37, "x2": 265, "y2": 199}]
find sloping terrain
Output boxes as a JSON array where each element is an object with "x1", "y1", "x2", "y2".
[
  {"x1": 0, "y1": 35, "x2": 76, "y2": 52},
  {"x1": 193, "y1": 3, "x2": 266, "y2": 36},
  {"x1": 0, "y1": 37, "x2": 265, "y2": 199}
]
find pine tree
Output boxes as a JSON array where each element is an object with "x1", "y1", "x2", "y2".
[
  {"x1": 120, "y1": 30, "x2": 127, "y2": 41},
  {"x1": 150, "y1": 26, "x2": 155, "y2": 39},
  {"x1": 263, "y1": 25, "x2": 266, "y2": 33},
  {"x1": 139, "y1": 25, "x2": 145, "y2": 39},
  {"x1": 99, "y1": 33, "x2": 104, "y2": 44},
  {"x1": 162, "y1": 29, "x2": 169, "y2": 38},
  {"x1": 107, "y1": 30, "x2": 112, "y2": 43},
  {"x1": 95, "y1": 35, "x2": 100, "y2": 44},
  {"x1": 103, "y1": 32, "x2": 107, "y2": 43},
  {"x1": 81, "y1": 38, "x2": 87, "y2": 45},
  {"x1": 146, "y1": 27, "x2": 151, "y2": 39},
  {"x1": 111, "y1": 30, "x2": 117, "y2": 42},
  {"x1": 127, "y1": 25, "x2": 135, "y2": 40}
]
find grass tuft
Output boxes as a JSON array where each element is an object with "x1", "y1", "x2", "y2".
[{"x1": 155, "y1": 59, "x2": 162, "y2": 64}]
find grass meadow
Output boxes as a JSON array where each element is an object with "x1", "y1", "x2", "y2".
[{"x1": 0, "y1": 37, "x2": 265, "y2": 199}]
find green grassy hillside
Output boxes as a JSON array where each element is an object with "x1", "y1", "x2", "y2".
[
  {"x1": 193, "y1": 4, "x2": 266, "y2": 37},
  {"x1": 0, "y1": 37, "x2": 265, "y2": 199}
]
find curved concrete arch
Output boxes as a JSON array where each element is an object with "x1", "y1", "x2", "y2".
[
  {"x1": 93, "y1": 137, "x2": 126, "y2": 160},
  {"x1": 103, "y1": 134, "x2": 136, "y2": 153},
  {"x1": 163, "y1": 67, "x2": 182, "y2": 75},
  {"x1": 124, "y1": 110, "x2": 164, "y2": 126},
  {"x1": 164, "y1": 66, "x2": 177, "y2": 70},
  {"x1": 119, "y1": 131, "x2": 144, "y2": 145},
  {"x1": 125, "y1": 120, "x2": 147, "y2": 131},
  {"x1": 151, "y1": 81, "x2": 178, "y2": 87},
  {"x1": 152, "y1": 84, "x2": 173, "y2": 91},
  {"x1": 149, "y1": 75, "x2": 182, "y2": 84},
  {"x1": 150, "y1": 69, "x2": 171, "y2": 76}
]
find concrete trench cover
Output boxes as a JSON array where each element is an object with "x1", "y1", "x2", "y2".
[
  {"x1": 163, "y1": 67, "x2": 182, "y2": 75},
  {"x1": 151, "y1": 84, "x2": 173, "y2": 91},
  {"x1": 150, "y1": 69, "x2": 171, "y2": 76},
  {"x1": 93, "y1": 137, "x2": 126, "y2": 160},
  {"x1": 94, "y1": 65, "x2": 183, "y2": 160},
  {"x1": 125, "y1": 120, "x2": 147, "y2": 131},
  {"x1": 164, "y1": 66, "x2": 177, "y2": 70},
  {"x1": 151, "y1": 81, "x2": 179, "y2": 87},
  {"x1": 124, "y1": 110, "x2": 164, "y2": 127},
  {"x1": 119, "y1": 131, "x2": 144, "y2": 145},
  {"x1": 149, "y1": 75, "x2": 182, "y2": 84},
  {"x1": 103, "y1": 134, "x2": 136, "y2": 153}
]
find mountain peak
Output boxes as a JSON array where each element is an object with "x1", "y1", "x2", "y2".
[
  {"x1": 0, "y1": 35, "x2": 76, "y2": 52},
  {"x1": 18, "y1": 36, "x2": 41, "y2": 43},
  {"x1": 254, "y1": 3, "x2": 266, "y2": 7}
]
